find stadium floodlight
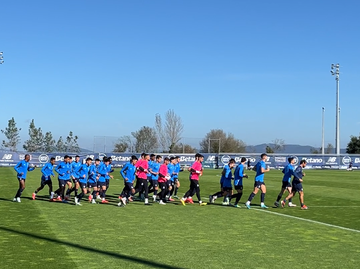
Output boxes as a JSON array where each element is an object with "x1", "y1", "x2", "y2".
[
  {"x1": 331, "y1": 63, "x2": 340, "y2": 155},
  {"x1": 0, "y1": 52, "x2": 3, "y2": 64},
  {"x1": 322, "y1": 107, "x2": 325, "y2": 155}
]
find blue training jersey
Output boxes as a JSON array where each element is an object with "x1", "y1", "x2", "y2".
[
  {"x1": 105, "y1": 164, "x2": 112, "y2": 180},
  {"x1": 282, "y1": 163, "x2": 294, "y2": 183},
  {"x1": 147, "y1": 160, "x2": 153, "y2": 177},
  {"x1": 97, "y1": 163, "x2": 108, "y2": 182},
  {"x1": 234, "y1": 164, "x2": 245, "y2": 186},
  {"x1": 41, "y1": 162, "x2": 54, "y2": 180},
  {"x1": 88, "y1": 164, "x2": 98, "y2": 183},
  {"x1": 78, "y1": 164, "x2": 91, "y2": 183},
  {"x1": 292, "y1": 165, "x2": 304, "y2": 184},
  {"x1": 121, "y1": 162, "x2": 136, "y2": 183},
  {"x1": 220, "y1": 164, "x2": 233, "y2": 188},
  {"x1": 151, "y1": 162, "x2": 161, "y2": 180},
  {"x1": 167, "y1": 163, "x2": 176, "y2": 181},
  {"x1": 14, "y1": 160, "x2": 35, "y2": 179},
  {"x1": 255, "y1": 161, "x2": 266, "y2": 182},
  {"x1": 71, "y1": 161, "x2": 82, "y2": 178},
  {"x1": 55, "y1": 161, "x2": 71, "y2": 180},
  {"x1": 174, "y1": 163, "x2": 181, "y2": 179}
]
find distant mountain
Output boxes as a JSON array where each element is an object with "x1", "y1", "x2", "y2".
[{"x1": 246, "y1": 143, "x2": 347, "y2": 154}]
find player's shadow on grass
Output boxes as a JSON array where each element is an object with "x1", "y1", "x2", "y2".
[{"x1": 0, "y1": 226, "x2": 185, "y2": 269}]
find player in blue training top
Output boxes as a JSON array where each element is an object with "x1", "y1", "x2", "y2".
[
  {"x1": 220, "y1": 158, "x2": 236, "y2": 205},
  {"x1": 229, "y1": 157, "x2": 248, "y2": 208},
  {"x1": 88, "y1": 158, "x2": 100, "y2": 204},
  {"x1": 118, "y1": 155, "x2": 138, "y2": 206},
  {"x1": 74, "y1": 157, "x2": 92, "y2": 206},
  {"x1": 32, "y1": 157, "x2": 56, "y2": 201},
  {"x1": 66, "y1": 155, "x2": 82, "y2": 199},
  {"x1": 105, "y1": 157, "x2": 114, "y2": 191},
  {"x1": 282, "y1": 159, "x2": 308, "y2": 210},
  {"x1": 97, "y1": 157, "x2": 110, "y2": 203},
  {"x1": 245, "y1": 153, "x2": 270, "y2": 209},
  {"x1": 274, "y1": 157, "x2": 296, "y2": 207},
  {"x1": 147, "y1": 154, "x2": 156, "y2": 196},
  {"x1": 13, "y1": 154, "x2": 36, "y2": 202},
  {"x1": 166, "y1": 157, "x2": 177, "y2": 201},
  {"x1": 172, "y1": 156, "x2": 182, "y2": 199},
  {"x1": 149, "y1": 155, "x2": 162, "y2": 202},
  {"x1": 54, "y1": 155, "x2": 72, "y2": 202}
]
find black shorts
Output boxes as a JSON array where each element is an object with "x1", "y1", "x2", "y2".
[
  {"x1": 152, "y1": 180, "x2": 158, "y2": 187},
  {"x1": 97, "y1": 182, "x2": 106, "y2": 188},
  {"x1": 58, "y1": 179, "x2": 67, "y2": 187},
  {"x1": 282, "y1": 181, "x2": 291, "y2": 189},
  {"x1": 87, "y1": 182, "x2": 97, "y2": 188},
  {"x1": 292, "y1": 183, "x2": 303, "y2": 193},
  {"x1": 254, "y1": 181, "x2": 265, "y2": 189},
  {"x1": 41, "y1": 179, "x2": 52, "y2": 186},
  {"x1": 125, "y1": 182, "x2": 134, "y2": 190},
  {"x1": 79, "y1": 182, "x2": 87, "y2": 189},
  {"x1": 234, "y1": 185, "x2": 243, "y2": 190},
  {"x1": 174, "y1": 177, "x2": 179, "y2": 183},
  {"x1": 72, "y1": 178, "x2": 79, "y2": 184},
  {"x1": 17, "y1": 177, "x2": 25, "y2": 181},
  {"x1": 223, "y1": 187, "x2": 232, "y2": 192},
  {"x1": 167, "y1": 180, "x2": 174, "y2": 187}
]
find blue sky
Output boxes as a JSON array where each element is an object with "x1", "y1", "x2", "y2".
[{"x1": 1, "y1": 0, "x2": 360, "y2": 150}]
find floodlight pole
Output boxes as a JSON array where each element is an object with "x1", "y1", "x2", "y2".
[
  {"x1": 331, "y1": 63, "x2": 340, "y2": 155},
  {"x1": 322, "y1": 107, "x2": 325, "y2": 155},
  {"x1": 0, "y1": 52, "x2": 4, "y2": 64}
]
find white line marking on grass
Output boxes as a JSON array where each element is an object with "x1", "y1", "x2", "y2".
[
  {"x1": 308, "y1": 206, "x2": 360, "y2": 208},
  {"x1": 253, "y1": 208, "x2": 360, "y2": 233}
]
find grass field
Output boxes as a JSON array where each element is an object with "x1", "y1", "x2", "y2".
[{"x1": 0, "y1": 167, "x2": 359, "y2": 269}]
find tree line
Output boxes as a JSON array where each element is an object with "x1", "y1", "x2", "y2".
[
  {"x1": 3, "y1": 112, "x2": 360, "y2": 154},
  {"x1": 1, "y1": 117, "x2": 80, "y2": 152}
]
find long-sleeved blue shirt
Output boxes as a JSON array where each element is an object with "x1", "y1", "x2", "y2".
[
  {"x1": 88, "y1": 164, "x2": 98, "y2": 183},
  {"x1": 292, "y1": 165, "x2": 304, "y2": 184},
  {"x1": 97, "y1": 163, "x2": 108, "y2": 182},
  {"x1": 14, "y1": 160, "x2": 35, "y2": 179},
  {"x1": 71, "y1": 161, "x2": 82, "y2": 178},
  {"x1": 55, "y1": 161, "x2": 71, "y2": 180},
  {"x1": 105, "y1": 164, "x2": 112, "y2": 180},
  {"x1": 220, "y1": 164, "x2": 233, "y2": 188},
  {"x1": 282, "y1": 163, "x2": 295, "y2": 182},
  {"x1": 78, "y1": 164, "x2": 91, "y2": 183},
  {"x1": 120, "y1": 162, "x2": 136, "y2": 183},
  {"x1": 41, "y1": 162, "x2": 54, "y2": 180},
  {"x1": 167, "y1": 163, "x2": 176, "y2": 181},
  {"x1": 174, "y1": 163, "x2": 181, "y2": 179},
  {"x1": 234, "y1": 164, "x2": 245, "y2": 186}
]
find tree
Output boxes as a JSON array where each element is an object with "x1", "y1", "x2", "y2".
[
  {"x1": 113, "y1": 135, "x2": 133, "y2": 153},
  {"x1": 43, "y1": 132, "x2": 55, "y2": 152},
  {"x1": 155, "y1": 110, "x2": 184, "y2": 152},
  {"x1": 266, "y1": 145, "x2": 274, "y2": 153},
  {"x1": 310, "y1": 147, "x2": 320, "y2": 154},
  {"x1": 199, "y1": 129, "x2": 246, "y2": 153},
  {"x1": 171, "y1": 143, "x2": 197, "y2": 153},
  {"x1": 325, "y1": 143, "x2": 334, "y2": 154},
  {"x1": 132, "y1": 126, "x2": 158, "y2": 153},
  {"x1": 23, "y1": 119, "x2": 44, "y2": 152},
  {"x1": 155, "y1": 114, "x2": 167, "y2": 152},
  {"x1": 56, "y1": 136, "x2": 66, "y2": 152},
  {"x1": 346, "y1": 134, "x2": 360, "y2": 154},
  {"x1": 1, "y1": 117, "x2": 21, "y2": 151},
  {"x1": 65, "y1": 131, "x2": 80, "y2": 152},
  {"x1": 272, "y1": 138, "x2": 285, "y2": 152}
]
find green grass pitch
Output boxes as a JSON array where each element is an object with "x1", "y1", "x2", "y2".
[{"x1": 0, "y1": 167, "x2": 359, "y2": 268}]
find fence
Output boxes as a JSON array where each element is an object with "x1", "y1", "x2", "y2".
[{"x1": 0, "y1": 151, "x2": 358, "y2": 170}]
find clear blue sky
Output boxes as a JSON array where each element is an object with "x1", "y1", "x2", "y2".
[{"x1": 1, "y1": 0, "x2": 360, "y2": 150}]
